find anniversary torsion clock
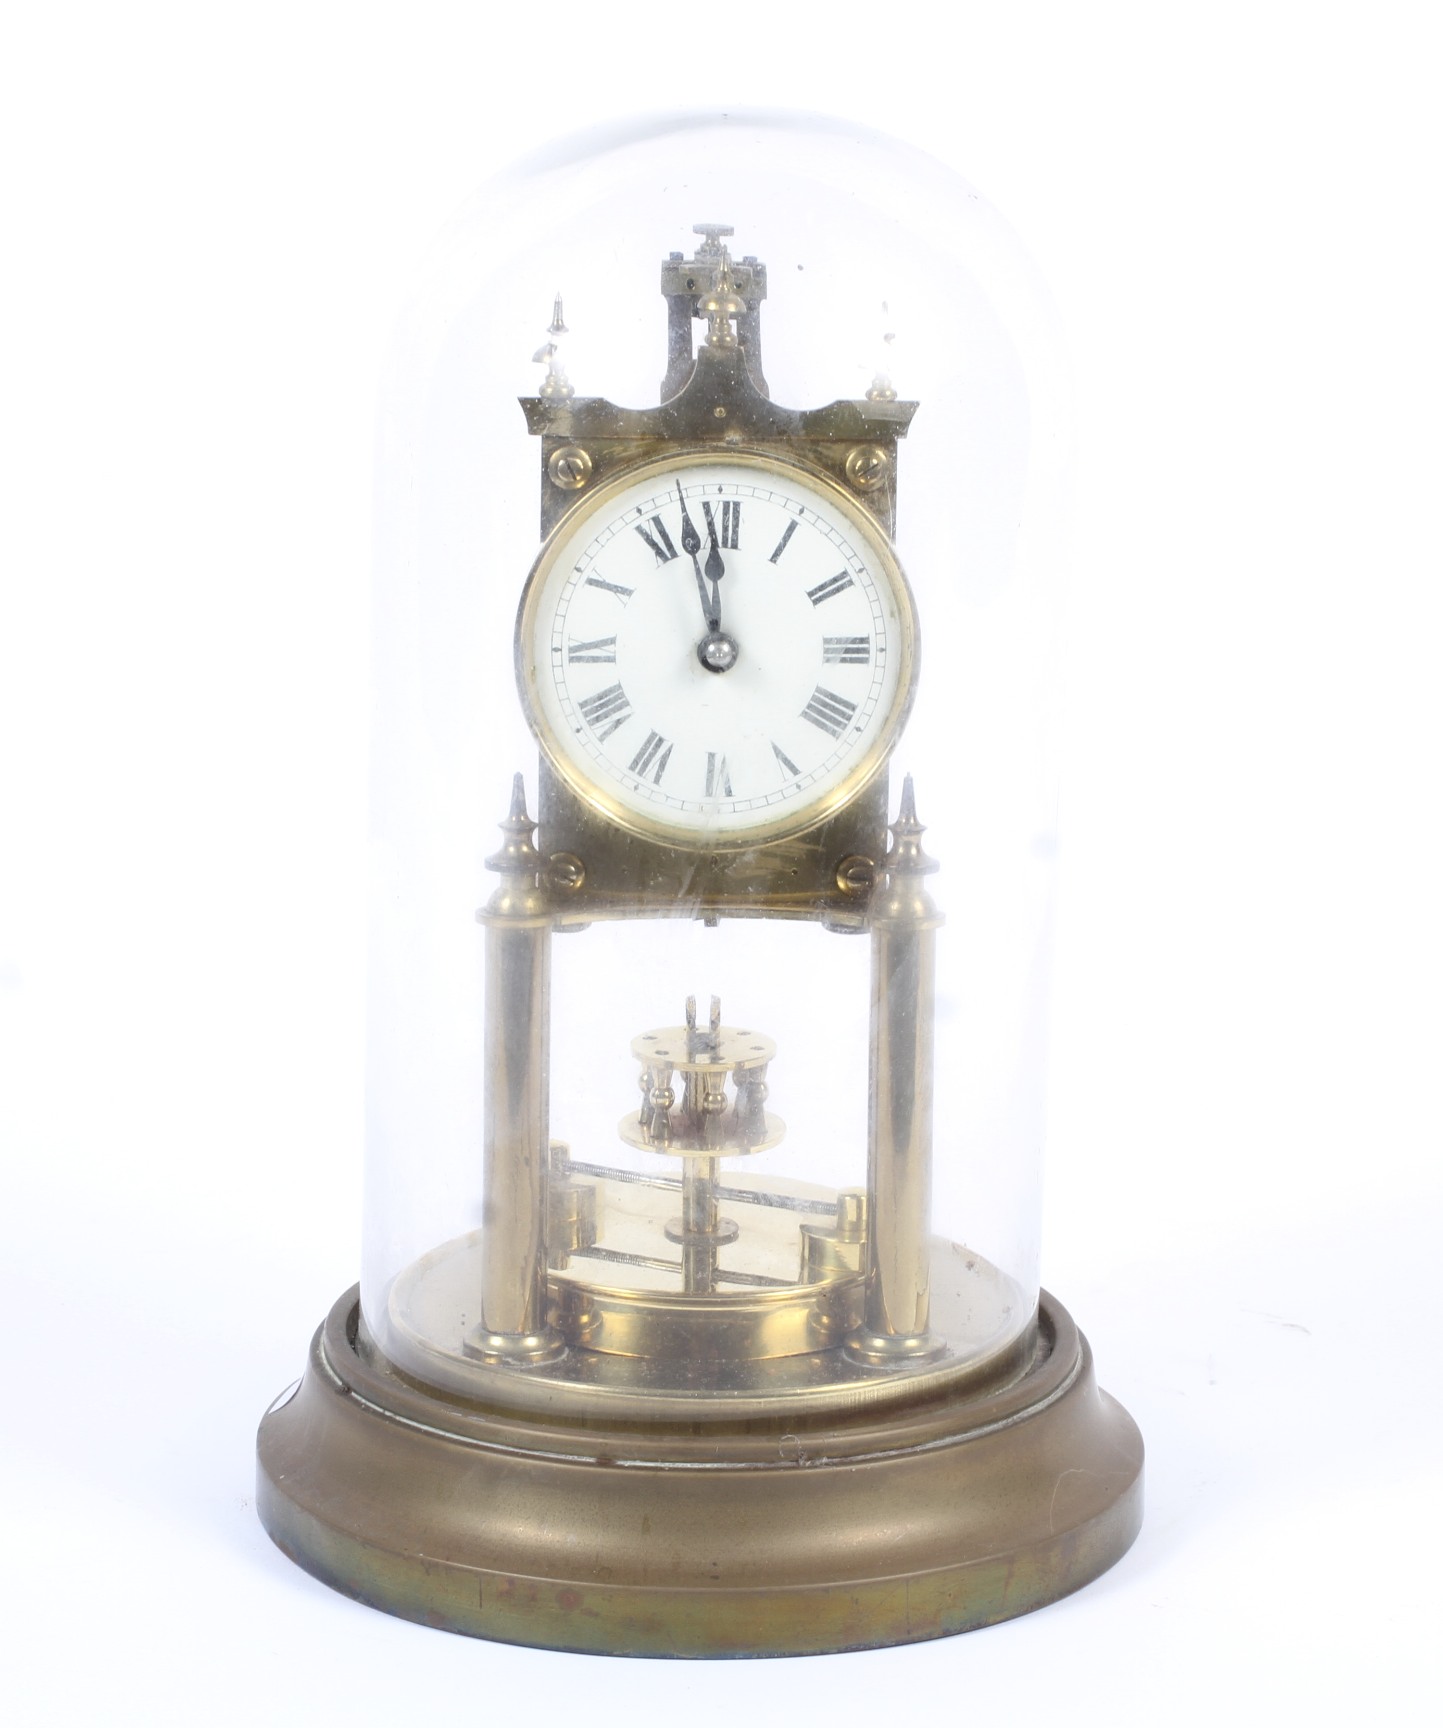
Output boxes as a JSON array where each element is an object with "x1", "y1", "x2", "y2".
[{"x1": 257, "y1": 212, "x2": 1143, "y2": 1656}]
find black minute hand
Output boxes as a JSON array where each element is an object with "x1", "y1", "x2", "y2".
[{"x1": 677, "y1": 481, "x2": 717, "y2": 631}]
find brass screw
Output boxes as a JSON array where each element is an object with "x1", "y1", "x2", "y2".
[
  {"x1": 548, "y1": 445, "x2": 593, "y2": 490},
  {"x1": 844, "y1": 444, "x2": 890, "y2": 492},
  {"x1": 835, "y1": 854, "x2": 875, "y2": 896},
  {"x1": 546, "y1": 851, "x2": 586, "y2": 892}
]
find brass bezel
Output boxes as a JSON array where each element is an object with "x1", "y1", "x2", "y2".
[{"x1": 514, "y1": 446, "x2": 919, "y2": 853}]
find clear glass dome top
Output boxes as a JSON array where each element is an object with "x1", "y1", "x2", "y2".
[{"x1": 362, "y1": 112, "x2": 1069, "y2": 1417}]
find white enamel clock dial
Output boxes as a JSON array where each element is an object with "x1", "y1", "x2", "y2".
[{"x1": 517, "y1": 452, "x2": 917, "y2": 844}]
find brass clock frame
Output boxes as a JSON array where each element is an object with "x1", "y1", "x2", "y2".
[
  {"x1": 256, "y1": 224, "x2": 1142, "y2": 1656},
  {"x1": 519, "y1": 308, "x2": 919, "y2": 920}
]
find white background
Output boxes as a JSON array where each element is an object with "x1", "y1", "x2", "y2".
[{"x1": 2, "y1": 3, "x2": 1439, "y2": 1723}]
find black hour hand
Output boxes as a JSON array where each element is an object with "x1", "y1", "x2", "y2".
[{"x1": 702, "y1": 503, "x2": 726, "y2": 624}]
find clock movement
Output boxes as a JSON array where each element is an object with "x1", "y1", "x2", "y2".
[{"x1": 257, "y1": 117, "x2": 1142, "y2": 1656}]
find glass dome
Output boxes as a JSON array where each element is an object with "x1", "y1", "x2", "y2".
[
  {"x1": 364, "y1": 112, "x2": 1065, "y2": 1389},
  {"x1": 259, "y1": 111, "x2": 1139, "y2": 1657}
]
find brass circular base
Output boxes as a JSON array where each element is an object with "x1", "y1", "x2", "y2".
[
  {"x1": 385, "y1": 1191, "x2": 1031, "y2": 1403},
  {"x1": 257, "y1": 1286, "x2": 1141, "y2": 1657}
]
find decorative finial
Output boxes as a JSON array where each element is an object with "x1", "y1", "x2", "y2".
[
  {"x1": 868, "y1": 774, "x2": 943, "y2": 931},
  {"x1": 533, "y1": 293, "x2": 574, "y2": 398},
  {"x1": 485, "y1": 773, "x2": 543, "y2": 877},
  {"x1": 699, "y1": 251, "x2": 746, "y2": 349},
  {"x1": 866, "y1": 303, "x2": 898, "y2": 402},
  {"x1": 885, "y1": 774, "x2": 939, "y2": 878}
]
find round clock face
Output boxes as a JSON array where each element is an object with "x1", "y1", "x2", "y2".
[{"x1": 517, "y1": 450, "x2": 917, "y2": 845}]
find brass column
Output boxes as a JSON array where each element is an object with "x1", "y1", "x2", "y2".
[
  {"x1": 850, "y1": 776, "x2": 946, "y2": 1363},
  {"x1": 472, "y1": 774, "x2": 563, "y2": 1362}
]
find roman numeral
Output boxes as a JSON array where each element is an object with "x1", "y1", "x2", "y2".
[
  {"x1": 822, "y1": 636, "x2": 871, "y2": 665},
  {"x1": 584, "y1": 575, "x2": 634, "y2": 601},
  {"x1": 705, "y1": 753, "x2": 733, "y2": 798},
  {"x1": 702, "y1": 499, "x2": 740, "y2": 549},
  {"x1": 577, "y1": 683, "x2": 632, "y2": 740},
  {"x1": 768, "y1": 520, "x2": 799, "y2": 564},
  {"x1": 634, "y1": 516, "x2": 678, "y2": 565},
  {"x1": 567, "y1": 635, "x2": 617, "y2": 663},
  {"x1": 628, "y1": 730, "x2": 673, "y2": 784},
  {"x1": 800, "y1": 686, "x2": 857, "y2": 738},
  {"x1": 806, "y1": 571, "x2": 853, "y2": 606},
  {"x1": 771, "y1": 741, "x2": 800, "y2": 780}
]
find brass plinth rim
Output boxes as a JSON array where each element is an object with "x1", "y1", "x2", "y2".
[{"x1": 257, "y1": 1284, "x2": 1143, "y2": 1656}]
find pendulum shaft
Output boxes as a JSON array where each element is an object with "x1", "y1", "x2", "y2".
[
  {"x1": 681, "y1": 1155, "x2": 720, "y2": 1293},
  {"x1": 474, "y1": 775, "x2": 562, "y2": 1362},
  {"x1": 680, "y1": 1000, "x2": 728, "y2": 1292}
]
